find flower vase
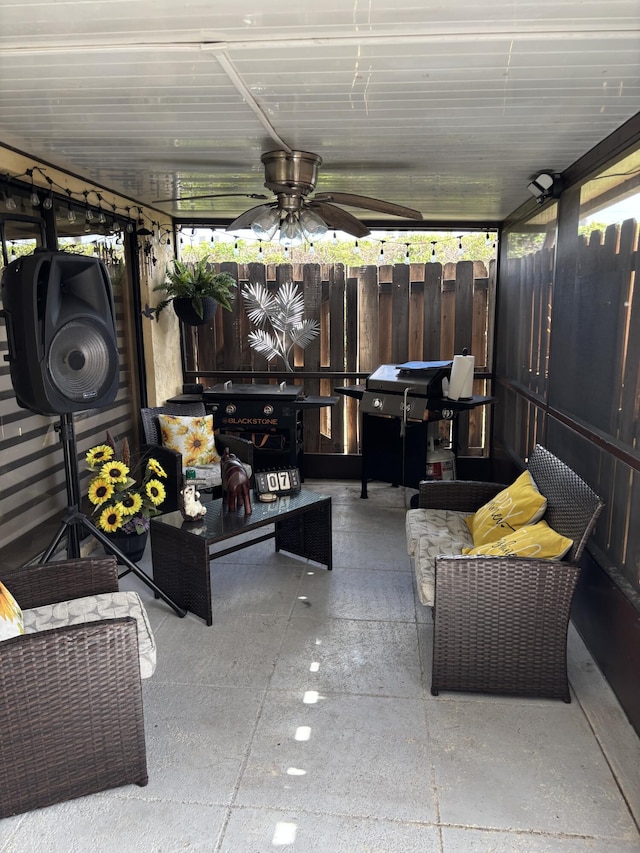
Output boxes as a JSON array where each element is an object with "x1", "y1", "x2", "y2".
[{"x1": 103, "y1": 529, "x2": 149, "y2": 565}]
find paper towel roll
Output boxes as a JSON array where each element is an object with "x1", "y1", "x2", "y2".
[{"x1": 447, "y1": 353, "x2": 475, "y2": 400}]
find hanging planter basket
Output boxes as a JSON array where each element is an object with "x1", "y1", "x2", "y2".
[{"x1": 172, "y1": 297, "x2": 218, "y2": 326}]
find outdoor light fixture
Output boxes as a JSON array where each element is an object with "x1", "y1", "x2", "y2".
[
  {"x1": 248, "y1": 205, "x2": 328, "y2": 246},
  {"x1": 251, "y1": 206, "x2": 280, "y2": 240},
  {"x1": 298, "y1": 208, "x2": 328, "y2": 241},
  {"x1": 527, "y1": 172, "x2": 562, "y2": 203},
  {"x1": 4, "y1": 189, "x2": 17, "y2": 211},
  {"x1": 279, "y1": 212, "x2": 305, "y2": 247}
]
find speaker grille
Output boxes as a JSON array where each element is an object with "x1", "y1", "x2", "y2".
[{"x1": 48, "y1": 318, "x2": 119, "y2": 403}]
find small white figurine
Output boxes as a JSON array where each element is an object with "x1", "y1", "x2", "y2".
[{"x1": 179, "y1": 483, "x2": 207, "y2": 520}]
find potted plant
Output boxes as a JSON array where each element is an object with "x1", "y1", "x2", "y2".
[
  {"x1": 151, "y1": 256, "x2": 236, "y2": 325},
  {"x1": 85, "y1": 435, "x2": 168, "y2": 563}
]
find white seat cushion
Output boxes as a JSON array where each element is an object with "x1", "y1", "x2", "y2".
[
  {"x1": 406, "y1": 508, "x2": 475, "y2": 607},
  {"x1": 22, "y1": 591, "x2": 156, "y2": 679},
  {"x1": 406, "y1": 508, "x2": 472, "y2": 556}
]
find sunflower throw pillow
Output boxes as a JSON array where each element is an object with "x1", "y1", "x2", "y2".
[
  {"x1": 158, "y1": 414, "x2": 221, "y2": 467},
  {"x1": 465, "y1": 470, "x2": 547, "y2": 547},
  {"x1": 0, "y1": 581, "x2": 24, "y2": 640}
]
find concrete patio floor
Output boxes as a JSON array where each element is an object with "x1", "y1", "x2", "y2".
[{"x1": 1, "y1": 480, "x2": 639, "y2": 852}]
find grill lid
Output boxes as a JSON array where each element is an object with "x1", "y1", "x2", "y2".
[
  {"x1": 366, "y1": 362, "x2": 451, "y2": 397},
  {"x1": 203, "y1": 381, "x2": 304, "y2": 402}
]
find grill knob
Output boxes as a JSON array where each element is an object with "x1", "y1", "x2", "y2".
[
  {"x1": 225, "y1": 403, "x2": 236, "y2": 415},
  {"x1": 372, "y1": 397, "x2": 383, "y2": 410},
  {"x1": 263, "y1": 404, "x2": 274, "y2": 415}
]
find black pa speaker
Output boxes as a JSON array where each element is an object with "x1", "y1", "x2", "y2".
[{"x1": 1, "y1": 250, "x2": 120, "y2": 415}]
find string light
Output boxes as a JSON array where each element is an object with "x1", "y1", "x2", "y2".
[
  {"x1": 65, "y1": 190, "x2": 77, "y2": 223},
  {"x1": 96, "y1": 194, "x2": 107, "y2": 224},
  {"x1": 25, "y1": 168, "x2": 41, "y2": 207},
  {"x1": 4, "y1": 164, "x2": 500, "y2": 266},
  {"x1": 1, "y1": 166, "x2": 151, "y2": 242},
  {"x1": 42, "y1": 184, "x2": 54, "y2": 210},
  {"x1": 4, "y1": 187, "x2": 17, "y2": 211}
]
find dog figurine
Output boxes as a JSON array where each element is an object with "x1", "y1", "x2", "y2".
[
  {"x1": 220, "y1": 447, "x2": 252, "y2": 514},
  {"x1": 179, "y1": 483, "x2": 207, "y2": 520}
]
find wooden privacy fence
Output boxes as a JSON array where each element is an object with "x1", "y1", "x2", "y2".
[
  {"x1": 498, "y1": 218, "x2": 640, "y2": 591},
  {"x1": 183, "y1": 260, "x2": 495, "y2": 457}
]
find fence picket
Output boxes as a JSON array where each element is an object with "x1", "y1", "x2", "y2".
[{"x1": 188, "y1": 261, "x2": 494, "y2": 456}]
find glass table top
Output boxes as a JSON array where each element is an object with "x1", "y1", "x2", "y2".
[{"x1": 151, "y1": 489, "x2": 330, "y2": 542}]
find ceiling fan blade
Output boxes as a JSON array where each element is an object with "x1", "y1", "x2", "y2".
[
  {"x1": 226, "y1": 203, "x2": 276, "y2": 232},
  {"x1": 153, "y1": 192, "x2": 269, "y2": 203},
  {"x1": 313, "y1": 192, "x2": 422, "y2": 220},
  {"x1": 307, "y1": 201, "x2": 371, "y2": 238}
]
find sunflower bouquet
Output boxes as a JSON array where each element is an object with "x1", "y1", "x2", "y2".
[{"x1": 85, "y1": 436, "x2": 167, "y2": 535}]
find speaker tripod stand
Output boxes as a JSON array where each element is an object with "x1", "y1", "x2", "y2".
[{"x1": 40, "y1": 413, "x2": 186, "y2": 618}]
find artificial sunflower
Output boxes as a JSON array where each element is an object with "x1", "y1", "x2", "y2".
[
  {"x1": 88, "y1": 478, "x2": 115, "y2": 506},
  {"x1": 99, "y1": 505, "x2": 123, "y2": 533},
  {"x1": 85, "y1": 435, "x2": 167, "y2": 535},
  {"x1": 118, "y1": 492, "x2": 143, "y2": 516},
  {"x1": 148, "y1": 458, "x2": 167, "y2": 479},
  {"x1": 100, "y1": 460, "x2": 129, "y2": 483},
  {"x1": 86, "y1": 444, "x2": 114, "y2": 469},
  {"x1": 145, "y1": 479, "x2": 166, "y2": 506}
]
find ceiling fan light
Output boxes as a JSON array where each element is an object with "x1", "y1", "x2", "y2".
[
  {"x1": 299, "y1": 208, "x2": 328, "y2": 240},
  {"x1": 279, "y1": 213, "x2": 304, "y2": 247},
  {"x1": 251, "y1": 207, "x2": 280, "y2": 239}
]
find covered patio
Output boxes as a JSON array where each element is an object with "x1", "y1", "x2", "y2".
[
  {"x1": 0, "y1": 3, "x2": 639, "y2": 849},
  {"x1": 2, "y1": 480, "x2": 639, "y2": 851}
]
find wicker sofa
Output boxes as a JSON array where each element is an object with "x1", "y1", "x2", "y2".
[
  {"x1": 0, "y1": 557, "x2": 152, "y2": 817},
  {"x1": 406, "y1": 444, "x2": 604, "y2": 701}
]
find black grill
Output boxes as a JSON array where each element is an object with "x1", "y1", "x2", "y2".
[{"x1": 203, "y1": 382, "x2": 335, "y2": 472}]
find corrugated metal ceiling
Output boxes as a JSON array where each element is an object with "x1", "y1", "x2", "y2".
[{"x1": 0, "y1": 1, "x2": 639, "y2": 228}]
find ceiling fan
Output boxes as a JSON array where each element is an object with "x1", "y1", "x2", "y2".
[{"x1": 156, "y1": 150, "x2": 423, "y2": 243}]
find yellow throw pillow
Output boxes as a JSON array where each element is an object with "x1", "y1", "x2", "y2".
[
  {"x1": 466, "y1": 470, "x2": 547, "y2": 547},
  {"x1": 158, "y1": 414, "x2": 221, "y2": 467},
  {"x1": 0, "y1": 581, "x2": 24, "y2": 640},
  {"x1": 462, "y1": 520, "x2": 573, "y2": 560}
]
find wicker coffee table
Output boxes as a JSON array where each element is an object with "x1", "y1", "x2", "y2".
[{"x1": 150, "y1": 489, "x2": 332, "y2": 625}]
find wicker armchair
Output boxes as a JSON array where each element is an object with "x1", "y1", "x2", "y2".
[
  {"x1": 140, "y1": 403, "x2": 254, "y2": 512},
  {"x1": 0, "y1": 557, "x2": 149, "y2": 817},
  {"x1": 422, "y1": 445, "x2": 604, "y2": 702}
]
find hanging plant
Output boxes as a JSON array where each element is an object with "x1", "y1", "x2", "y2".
[
  {"x1": 150, "y1": 256, "x2": 236, "y2": 323},
  {"x1": 242, "y1": 281, "x2": 320, "y2": 372}
]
